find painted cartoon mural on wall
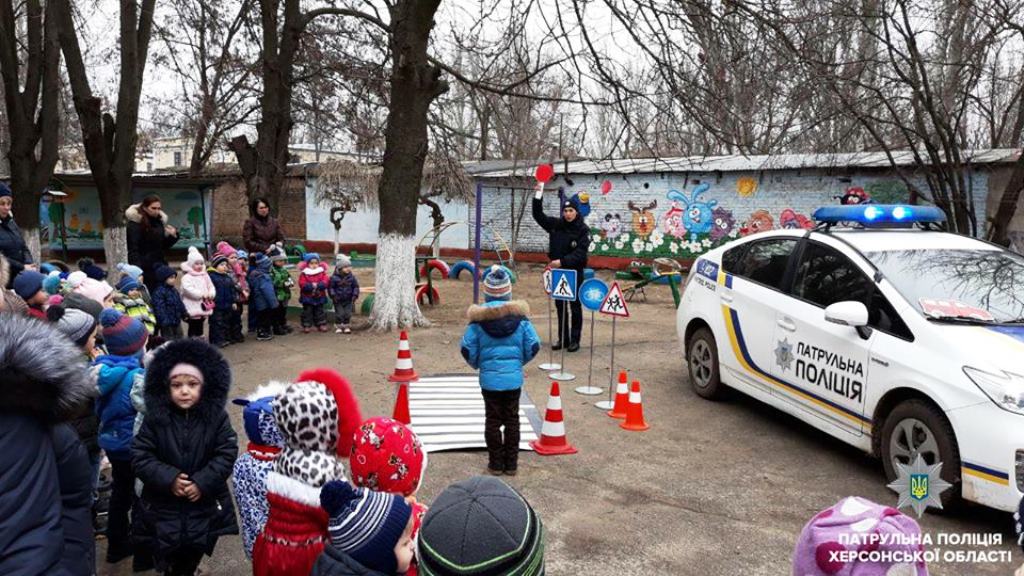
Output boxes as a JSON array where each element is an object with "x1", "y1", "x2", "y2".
[
  {"x1": 666, "y1": 184, "x2": 719, "y2": 242},
  {"x1": 628, "y1": 200, "x2": 658, "y2": 239},
  {"x1": 574, "y1": 175, "x2": 918, "y2": 261},
  {"x1": 44, "y1": 187, "x2": 207, "y2": 249},
  {"x1": 710, "y1": 207, "x2": 736, "y2": 241}
]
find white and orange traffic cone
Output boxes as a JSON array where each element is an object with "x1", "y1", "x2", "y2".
[
  {"x1": 388, "y1": 330, "x2": 420, "y2": 383},
  {"x1": 619, "y1": 380, "x2": 650, "y2": 431},
  {"x1": 529, "y1": 382, "x2": 578, "y2": 456},
  {"x1": 606, "y1": 371, "x2": 629, "y2": 419},
  {"x1": 392, "y1": 382, "x2": 411, "y2": 424}
]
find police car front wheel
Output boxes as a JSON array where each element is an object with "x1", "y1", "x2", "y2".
[
  {"x1": 687, "y1": 328, "x2": 728, "y2": 400},
  {"x1": 879, "y1": 399, "x2": 962, "y2": 511}
]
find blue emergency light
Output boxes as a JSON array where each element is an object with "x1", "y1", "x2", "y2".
[{"x1": 813, "y1": 204, "x2": 946, "y2": 226}]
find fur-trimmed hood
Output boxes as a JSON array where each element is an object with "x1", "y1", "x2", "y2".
[
  {"x1": 0, "y1": 253, "x2": 8, "y2": 287},
  {"x1": 125, "y1": 203, "x2": 168, "y2": 225},
  {"x1": 143, "y1": 338, "x2": 231, "y2": 424},
  {"x1": 467, "y1": 300, "x2": 530, "y2": 338},
  {"x1": 0, "y1": 314, "x2": 97, "y2": 422}
]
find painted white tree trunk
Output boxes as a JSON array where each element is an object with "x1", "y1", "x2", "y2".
[
  {"x1": 103, "y1": 226, "x2": 128, "y2": 268},
  {"x1": 370, "y1": 233, "x2": 427, "y2": 330},
  {"x1": 22, "y1": 228, "x2": 41, "y2": 266}
]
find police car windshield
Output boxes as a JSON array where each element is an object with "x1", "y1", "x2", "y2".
[{"x1": 865, "y1": 248, "x2": 1024, "y2": 324}]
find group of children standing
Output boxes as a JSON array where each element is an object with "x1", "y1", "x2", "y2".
[{"x1": 143, "y1": 243, "x2": 361, "y2": 344}]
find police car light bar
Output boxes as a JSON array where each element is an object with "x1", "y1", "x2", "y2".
[{"x1": 813, "y1": 204, "x2": 946, "y2": 226}]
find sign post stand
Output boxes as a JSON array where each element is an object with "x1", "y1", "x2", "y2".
[
  {"x1": 594, "y1": 282, "x2": 629, "y2": 409},
  {"x1": 538, "y1": 267, "x2": 560, "y2": 372},
  {"x1": 548, "y1": 268, "x2": 577, "y2": 381},
  {"x1": 576, "y1": 278, "x2": 608, "y2": 395}
]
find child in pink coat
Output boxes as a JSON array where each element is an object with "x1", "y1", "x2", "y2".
[{"x1": 179, "y1": 246, "x2": 215, "y2": 338}]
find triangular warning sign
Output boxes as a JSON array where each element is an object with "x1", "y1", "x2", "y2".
[{"x1": 599, "y1": 282, "x2": 630, "y2": 317}]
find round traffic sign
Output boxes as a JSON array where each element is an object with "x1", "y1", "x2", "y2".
[
  {"x1": 542, "y1": 267, "x2": 553, "y2": 295},
  {"x1": 579, "y1": 278, "x2": 609, "y2": 311}
]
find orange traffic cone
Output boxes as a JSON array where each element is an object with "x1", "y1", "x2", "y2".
[
  {"x1": 620, "y1": 380, "x2": 650, "y2": 431},
  {"x1": 388, "y1": 331, "x2": 420, "y2": 383},
  {"x1": 607, "y1": 371, "x2": 629, "y2": 419},
  {"x1": 529, "y1": 382, "x2": 578, "y2": 456},
  {"x1": 392, "y1": 382, "x2": 411, "y2": 424}
]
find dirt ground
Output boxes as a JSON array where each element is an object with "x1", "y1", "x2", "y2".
[{"x1": 98, "y1": 265, "x2": 1021, "y2": 575}]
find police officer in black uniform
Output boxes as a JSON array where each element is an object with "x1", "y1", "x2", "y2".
[{"x1": 532, "y1": 189, "x2": 590, "y2": 352}]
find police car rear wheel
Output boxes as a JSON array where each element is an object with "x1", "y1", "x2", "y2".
[
  {"x1": 687, "y1": 328, "x2": 727, "y2": 400},
  {"x1": 880, "y1": 400, "x2": 962, "y2": 510}
]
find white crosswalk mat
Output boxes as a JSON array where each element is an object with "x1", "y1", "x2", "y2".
[{"x1": 408, "y1": 375, "x2": 541, "y2": 453}]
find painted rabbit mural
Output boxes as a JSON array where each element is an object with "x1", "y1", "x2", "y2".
[{"x1": 667, "y1": 184, "x2": 719, "y2": 243}]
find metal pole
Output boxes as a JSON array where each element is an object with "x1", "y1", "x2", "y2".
[
  {"x1": 595, "y1": 317, "x2": 617, "y2": 409},
  {"x1": 550, "y1": 299, "x2": 575, "y2": 381},
  {"x1": 472, "y1": 182, "x2": 482, "y2": 304},
  {"x1": 538, "y1": 295, "x2": 560, "y2": 371},
  {"x1": 575, "y1": 310, "x2": 601, "y2": 395}
]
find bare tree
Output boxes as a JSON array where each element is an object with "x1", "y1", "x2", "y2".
[
  {"x1": 0, "y1": 0, "x2": 61, "y2": 263},
  {"x1": 154, "y1": 0, "x2": 258, "y2": 175},
  {"x1": 58, "y1": 0, "x2": 156, "y2": 265}
]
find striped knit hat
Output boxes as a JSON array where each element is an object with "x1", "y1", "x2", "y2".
[
  {"x1": 99, "y1": 308, "x2": 148, "y2": 356},
  {"x1": 417, "y1": 476, "x2": 544, "y2": 576},
  {"x1": 482, "y1": 265, "x2": 512, "y2": 302},
  {"x1": 320, "y1": 480, "x2": 412, "y2": 574}
]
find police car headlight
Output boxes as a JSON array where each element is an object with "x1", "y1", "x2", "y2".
[{"x1": 964, "y1": 367, "x2": 1024, "y2": 415}]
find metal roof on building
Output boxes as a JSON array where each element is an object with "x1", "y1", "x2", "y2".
[{"x1": 464, "y1": 149, "x2": 1022, "y2": 178}]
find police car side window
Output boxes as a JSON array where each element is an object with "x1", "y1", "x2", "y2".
[
  {"x1": 733, "y1": 239, "x2": 797, "y2": 290},
  {"x1": 791, "y1": 243, "x2": 869, "y2": 307},
  {"x1": 792, "y1": 242, "x2": 913, "y2": 340}
]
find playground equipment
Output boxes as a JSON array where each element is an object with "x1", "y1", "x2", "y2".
[{"x1": 618, "y1": 258, "x2": 685, "y2": 307}]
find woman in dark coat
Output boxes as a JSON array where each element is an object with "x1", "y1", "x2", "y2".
[
  {"x1": 0, "y1": 184, "x2": 34, "y2": 288},
  {"x1": 0, "y1": 314, "x2": 97, "y2": 576},
  {"x1": 133, "y1": 338, "x2": 239, "y2": 575},
  {"x1": 126, "y1": 195, "x2": 179, "y2": 293},
  {"x1": 532, "y1": 192, "x2": 590, "y2": 351},
  {"x1": 243, "y1": 197, "x2": 285, "y2": 254}
]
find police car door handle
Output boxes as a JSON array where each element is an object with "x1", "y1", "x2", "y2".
[
  {"x1": 720, "y1": 292, "x2": 734, "y2": 303},
  {"x1": 777, "y1": 317, "x2": 797, "y2": 332}
]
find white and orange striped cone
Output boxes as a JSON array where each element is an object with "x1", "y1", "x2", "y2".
[
  {"x1": 529, "y1": 382, "x2": 578, "y2": 456},
  {"x1": 606, "y1": 371, "x2": 630, "y2": 419},
  {"x1": 619, "y1": 380, "x2": 650, "y2": 431},
  {"x1": 387, "y1": 330, "x2": 420, "y2": 383}
]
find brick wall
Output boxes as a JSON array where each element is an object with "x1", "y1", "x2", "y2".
[
  {"x1": 473, "y1": 168, "x2": 992, "y2": 264},
  {"x1": 211, "y1": 177, "x2": 307, "y2": 246}
]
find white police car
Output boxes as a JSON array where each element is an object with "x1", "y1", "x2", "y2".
[{"x1": 677, "y1": 204, "x2": 1024, "y2": 512}]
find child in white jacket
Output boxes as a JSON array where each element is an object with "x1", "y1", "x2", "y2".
[{"x1": 179, "y1": 246, "x2": 215, "y2": 338}]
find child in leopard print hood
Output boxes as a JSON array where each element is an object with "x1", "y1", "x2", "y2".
[{"x1": 252, "y1": 368, "x2": 362, "y2": 576}]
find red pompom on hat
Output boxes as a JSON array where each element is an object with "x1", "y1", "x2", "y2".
[{"x1": 295, "y1": 368, "x2": 362, "y2": 456}]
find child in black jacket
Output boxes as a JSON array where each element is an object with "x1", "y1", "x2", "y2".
[
  {"x1": 132, "y1": 338, "x2": 239, "y2": 575},
  {"x1": 207, "y1": 254, "x2": 237, "y2": 348}
]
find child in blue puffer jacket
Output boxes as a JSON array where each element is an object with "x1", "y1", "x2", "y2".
[
  {"x1": 460, "y1": 265, "x2": 540, "y2": 476},
  {"x1": 93, "y1": 308, "x2": 149, "y2": 565},
  {"x1": 247, "y1": 252, "x2": 278, "y2": 342}
]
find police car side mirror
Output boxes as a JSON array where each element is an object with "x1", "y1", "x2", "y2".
[{"x1": 825, "y1": 301, "x2": 869, "y2": 328}]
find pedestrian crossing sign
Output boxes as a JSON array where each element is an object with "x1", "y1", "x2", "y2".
[
  {"x1": 542, "y1": 268, "x2": 552, "y2": 294},
  {"x1": 550, "y1": 268, "x2": 577, "y2": 301},
  {"x1": 599, "y1": 282, "x2": 630, "y2": 317}
]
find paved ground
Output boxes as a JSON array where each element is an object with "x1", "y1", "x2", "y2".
[{"x1": 99, "y1": 265, "x2": 1021, "y2": 575}]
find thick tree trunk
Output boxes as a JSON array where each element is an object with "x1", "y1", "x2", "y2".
[
  {"x1": 21, "y1": 227, "x2": 41, "y2": 265},
  {"x1": 370, "y1": 234, "x2": 425, "y2": 330},
  {"x1": 988, "y1": 153, "x2": 1024, "y2": 247},
  {"x1": 0, "y1": 0, "x2": 61, "y2": 264},
  {"x1": 58, "y1": 0, "x2": 155, "y2": 265},
  {"x1": 103, "y1": 226, "x2": 128, "y2": 271},
  {"x1": 371, "y1": 0, "x2": 446, "y2": 331}
]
